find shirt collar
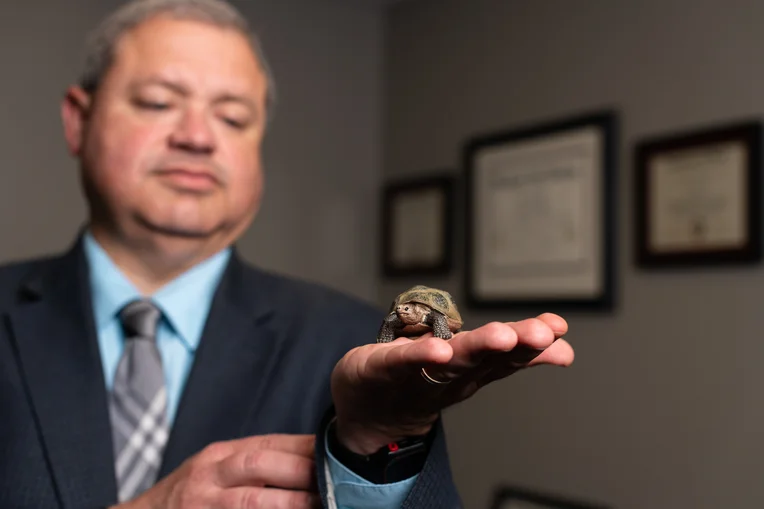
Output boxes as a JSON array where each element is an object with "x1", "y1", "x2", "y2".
[{"x1": 83, "y1": 230, "x2": 232, "y2": 352}]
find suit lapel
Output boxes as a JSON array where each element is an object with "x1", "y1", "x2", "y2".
[
  {"x1": 7, "y1": 240, "x2": 289, "y2": 497},
  {"x1": 7, "y1": 238, "x2": 118, "y2": 508},
  {"x1": 158, "y1": 249, "x2": 284, "y2": 477}
]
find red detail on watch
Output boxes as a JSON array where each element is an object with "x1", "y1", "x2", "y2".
[{"x1": 388, "y1": 442, "x2": 399, "y2": 452}]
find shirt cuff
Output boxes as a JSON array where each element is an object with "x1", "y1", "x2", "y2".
[{"x1": 324, "y1": 427, "x2": 418, "y2": 508}]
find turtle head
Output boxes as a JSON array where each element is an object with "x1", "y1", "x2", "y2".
[{"x1": 395, "y1": 301, "x2": 429, "y2": 325}]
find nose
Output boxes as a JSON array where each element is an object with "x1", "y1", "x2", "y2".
[{"x1": 169, "y1": 107, "x2": 216, "y2": 155}]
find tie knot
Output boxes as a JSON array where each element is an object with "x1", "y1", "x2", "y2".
[{"x1": 119, "y1": 299, "x2": 161, "y2": 340}]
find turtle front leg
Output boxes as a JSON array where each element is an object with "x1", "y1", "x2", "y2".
[
  {"x1": 427, "y1": 311, "x2": 453, "y2": 340},
  {"x1": 377, "y1": 312, "x2": 402, "y2": 343}
]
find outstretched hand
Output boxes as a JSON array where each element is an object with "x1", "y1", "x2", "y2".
[{"x1": 331, "y1": 313, "x2": 573, "y2": 454}]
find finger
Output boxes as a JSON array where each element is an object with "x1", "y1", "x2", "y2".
[
  {"x1": 491, "y1": 315, "x2": 568, "y2": 368},
  {"x1": 442, "y1": 315, "x2": 564, "y2": 367},
  {"x1": 530, "y1": 313, "x2": 568, "y2": 338},
  {"x1": 431, "y1": 318, "x2": 566, "y2": 382},
  {"x1": 445, "y1": 322, "x2": 520, "y2": 369},
  {"x1": 477, "y1": 338, "x2": 576, "y2": 388},
  {"x1": 359, "y1": 335, "x2": 453, "y2": 381},
  {"x1": 527, "y1": 338, "x2": 574, "y2": 367},
  {"x1": 220, "y1": 434, "x2": 316, "y2": 460},
  {"x1": 506, "y1": 317, "x2": 558, "y2": 350},
  {"x1": 485, "y1": 336, "x2": 574, "y2": 374},
  {"x1": 410, "y1": 323, "x2": 518, "y2": 385},
  {"x1": 218, "y1": 486, "x2": 320, "y2": 509},
  {"x1": 215, "y1": 449, "x2": 317, "y2": 491}
]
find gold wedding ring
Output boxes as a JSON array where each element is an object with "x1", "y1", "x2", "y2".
[{"x1": 420, "y1": 367, "x2": 451, "y2": 385}]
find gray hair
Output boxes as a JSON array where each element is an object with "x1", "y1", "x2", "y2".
[{"x1": 79, "y1": 0, "x2": 277, "y2": 124}]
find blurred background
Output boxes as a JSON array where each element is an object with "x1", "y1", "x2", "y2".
[{"x1": 3, "y1": 0, "x2": 764, "y2": 507}]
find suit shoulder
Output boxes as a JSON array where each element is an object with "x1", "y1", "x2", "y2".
[
  {"x1": 245, "y1": 265, "x2": 385, "y2": 323},
  {"x1": 0, "y1": 254, "x2": 59, "y2": 306},
  {"x1": 237, "y1": 263, "x2": 386, "y2": 338}
]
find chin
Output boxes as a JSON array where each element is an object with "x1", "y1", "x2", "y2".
[
  {"x1": 137, "y1": 216, "x2": 220, "y2": 239},
  {"x1": 136, "y1": 201, "x2": 224, "y2": 236}
]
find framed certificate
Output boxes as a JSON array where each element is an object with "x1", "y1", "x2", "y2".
[
  {"x1": 489, "y1": 485, "x2": 610, "y2": 509},
  {"x1": 464, "y1": 111, "x2": 617, "y2": 310},
  {"x1": 634, "y1": 120, "x2": 762, "y2": 267},
  {"x1": 381, "y1": 174, "x2": 454, "y2": 277}
]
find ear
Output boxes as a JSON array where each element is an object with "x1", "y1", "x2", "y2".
[{"x1": 61, "y1": 86, "x2": 92, "y2": 156}]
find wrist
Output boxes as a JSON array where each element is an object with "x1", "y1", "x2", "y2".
[
  {"x1": 334, "y1": 418, "x2": 435, "y2": 455},
  {"x1": 327, "y1": 419, "x2": 434, "y2": 484}
]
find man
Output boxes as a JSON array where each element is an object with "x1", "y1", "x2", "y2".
[{"x1": 0, "y1": 0, "x2": 574, "y2": 508}]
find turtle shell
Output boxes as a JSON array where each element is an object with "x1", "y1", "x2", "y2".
[{"x1": 392, "y1": 285, "x2": 463, "y2": 330}]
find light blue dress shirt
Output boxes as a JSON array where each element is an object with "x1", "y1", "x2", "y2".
[{"x1": 82, "y1": 232, "x2": 416, "y2": 508}]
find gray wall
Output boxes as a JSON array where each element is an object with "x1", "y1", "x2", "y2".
[
  {"x1": 384, "y1": 0, "x2": 764, "y2": 507},
  {"x1": 0, "y1": 0, "x2": 382, "y2": 302}
]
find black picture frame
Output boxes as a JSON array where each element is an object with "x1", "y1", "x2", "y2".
[
  {"x1": 489, "y1": 485, "x2": 611, "y2": 509},
  {"x1": 381, "y1": 174, "x2": 454, "y2": 277},
  {"x1": 634, "y1": 120, "x2": 762, "y2": 268},
  {"x1": 464, "y1": 110, "x2": 617, "y2": 311}
]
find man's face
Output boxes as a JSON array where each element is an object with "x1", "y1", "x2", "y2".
[{"x1": 64, "y1": 15, "x2": 268, "y2": 242}]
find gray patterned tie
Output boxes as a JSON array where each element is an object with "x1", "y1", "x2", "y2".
[{"x1": 109, "y1": 299, "x2": 168, "y2": 502}]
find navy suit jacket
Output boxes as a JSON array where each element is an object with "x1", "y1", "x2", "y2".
[{"x1": 0, "y1": 237, "x2": 463, "y2": 509}]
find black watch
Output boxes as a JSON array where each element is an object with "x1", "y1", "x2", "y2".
[{"x1": 327, "y1": 420, "x2": 433, "y2": 484}]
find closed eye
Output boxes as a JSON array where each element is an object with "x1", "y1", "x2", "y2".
[
  {"x1": 221, "y1": 117, "x2": 248, "y2": 129},
  {"x1": 135, "y1": 99, "x2": 170, "y2": 111}
]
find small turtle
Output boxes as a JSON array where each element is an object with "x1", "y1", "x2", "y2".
[{"x1": 377, "y1": 285, "x2": 463, "y2": 343}]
